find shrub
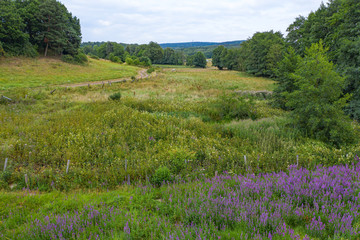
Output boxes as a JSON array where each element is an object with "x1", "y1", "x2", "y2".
[
  {"x1": 73, "y1": 52, "x2": 88, "y2": 64},
  {"x1": 109, "y1": 92, "x2": 121, "y2": 101},
  {"x1": 88, "y1": 54, "x2": 99, "y2": 60},
  {"x1": 147, "y1": 67, "x2": 155, "y2": 74},
  {"x1": 139, "y1": 56, "x2": 151, "y2": 66},
  {"x1": 61, "y1": 54, "x2": 74, "y2": 63},
  {"x1": 151, "y1": 166, "x2": 172, "y2": 187},
  {"x1": 62, "y1": 53, "x2": 88, "y2": 65},
  {"x1": 209, "y1": 94, "x2": 258, "y2": 121},
  {"x1": 125, "y1": 57, "x2": 134, "y2": 65},
  {"x1": 168, "y1": 148, "x2": 196, "y2": 174},
  {"x1": 109, "y1": 53, "x2": 122, "y2": 63}
]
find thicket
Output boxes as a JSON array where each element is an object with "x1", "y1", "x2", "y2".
[{"x1": 0, "y1": 0, "x2": 81, "y2": 60}]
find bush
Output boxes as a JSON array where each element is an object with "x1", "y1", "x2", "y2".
[
  {"x1": 209, "y1": 94, "x2": 258, "y2": 121},
  {"x1": 109, "y1": 53, "x2": 122, "y2": 63},
  {"x1": 147, "y1": 67, "x2": 155, "y2": 74},
  {"x1": 73, "y1": 52, "x2": 88, "y2": 64},
  {"x1": 62, "y1": 53, "x2": 88, "y2": 65},
  {"x1": 88, "y1": 54, "x2": 99, "y2": 60},
  {"x1": 109, "y1": 92, "x2": 121, "y2": 101},
  {"x1": 61, "y1": 54, "x2": 74, "y2": 63},
  {"x1": 125, "y1": 57, "x2": 134, "y2": 65},
  {"x1": 151, "y1": 166, "x2": 172, "y2": 187},
  {"x1": 139, "y1": 56, "x2": 151, "y2": 66}
]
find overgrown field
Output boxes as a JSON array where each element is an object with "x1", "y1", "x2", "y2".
[{"x1": 0, "y1": 58, "x2": 360, "y2": 239}]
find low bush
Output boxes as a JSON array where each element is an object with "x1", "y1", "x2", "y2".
[
  {"x1": 109, "y1": 92, "x2": 121, "y2": 101},
  {"x1": 62, "y1": 52, "x2": 88, "y2": 65},
  {"x1": 151, "y1": 166, "x2": 172, "y2": 187}
]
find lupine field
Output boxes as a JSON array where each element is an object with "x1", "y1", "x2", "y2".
[{"x1": 0, "y1": 58, "x2": 360, "y2": 239}]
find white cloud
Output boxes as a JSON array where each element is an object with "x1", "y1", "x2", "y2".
[{"x1": 59, "y1": 0, "x2": 328, "y2": 43}]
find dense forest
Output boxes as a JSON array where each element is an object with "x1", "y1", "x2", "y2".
[
  {"x1": 213, "y1": 0, "x2": 360, "y2": 124},
  {"x1": 0, "y1": 0, "x2": 83, "y2": 61}
]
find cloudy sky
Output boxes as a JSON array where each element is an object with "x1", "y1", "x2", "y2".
[{"x1": 59, "y1": 0, "x2": 328, "y2": 44}]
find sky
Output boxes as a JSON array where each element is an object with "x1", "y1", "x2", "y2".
[{"x1": 59, "y1": 0, "x2": 328, "y2": 44}]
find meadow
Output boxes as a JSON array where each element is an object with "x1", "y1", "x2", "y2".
[{"x1": 0, "y1": 57, "x2": 360, "y2": 239}]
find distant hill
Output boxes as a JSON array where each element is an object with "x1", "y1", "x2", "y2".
[
  {"x1": 160, "y1": 41, "x2": 244, "y2": 58},
  {"x1": 159, "y1": 40, "x2": 244, "y2": 49}
]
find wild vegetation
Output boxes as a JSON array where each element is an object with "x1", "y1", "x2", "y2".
[
  {"x1": 1, "y1": 57, "x2": 359, "y2": 239},
  {"x1": 1, "y1": 0, "x2": 360, "y2": 239}
]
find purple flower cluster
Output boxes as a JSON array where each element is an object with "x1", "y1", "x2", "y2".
[
  {"x1": 160, "y1": 163, "x2": 360, "y2": 239},
  {"x1": 12, "y1": 163, "x2": 360, "y2": 239}
]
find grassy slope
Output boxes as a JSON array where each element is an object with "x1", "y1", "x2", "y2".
[{"x1": 0, "y1": 57, "x2": 139, "y2": 90}]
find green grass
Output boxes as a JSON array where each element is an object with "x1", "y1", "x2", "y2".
[{"x1": 0, "y1": 57, "x2": 139, "y2": 90}]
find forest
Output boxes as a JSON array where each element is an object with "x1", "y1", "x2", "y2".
[
  {"x1": 212, "y1": 0, "x2": 360, "y2": 124},
  {"x1": 0, "y1": 0, "x2": 82, "y2": 59}
]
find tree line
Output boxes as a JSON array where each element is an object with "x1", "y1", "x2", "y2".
[
  {"x1": 0, "y1": 0, "x2": 83, "y2": 61},
  {"x1": 212, "y1": 0, "x2": 359, "y2": 146},
  {"x1": 82, "y1": 41, "x2": 186, "y2": 66}
]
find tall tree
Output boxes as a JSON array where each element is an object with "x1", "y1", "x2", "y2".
[
  {"x1": 144, "y1": 41, "x2": 163, "y2": 64},
  {"x1": 0, "y1": 0, "x2": 28, "y2": 55},
  {"x1": 193, "y1": 52, "x2": 207, "y2": 68},
  {"x1": 36, "y1": 0, "x2": 81, "y2": 56},
  {"x1": 286, "y1": 42, "x2": 354, "y2": 146},
  {"x1": 242, "y1": 31, "x2": 285, "y2": 77}
]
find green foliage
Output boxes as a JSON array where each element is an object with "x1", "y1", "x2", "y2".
[
  {"x1": 210, "y1": 94, "x2": 258, "y2": 121},
  {"x1": 186, "y1": 55, "x2": 193, "y2": 66},
  {"x1": 61, "y1": 52, "x2": 88, "y2": 65},
  {"x1": 0, "y1": 0, "x2": 29, "y2": 56},
  {"x1": 144, "y1": 41, "x2": 163, "y2": 64},
  {"x1": 272, "y1": 47, "x2": 302, "y2": 109},
  {"x1": 139, "y1": 56, "x2": 151, "y2": 66},
  {"x1": 286, "y1": 42, "x2": 355, "y2": 146},
  {"x1": 212, "y1": 45, "x2": 227, "y2": 70},
  {"x1": 242, "y1": 31, "x2": 285, "y2": 77},
  {"x1": 286, "y1": 0, "x2": 360, "y2": 120},
  {"x1": 160, "y1": 48, "x2": 185, "y2": 65},
  {"x1": 192, "y1": 52, "x2": 207, "y2": 68},
  {"x1": 0, "y1": 0, "x2": 81, "y2": 57},
  {"x1": 109, "y1": 92, "x2": 122, "y2": 101},
  {"x1": 147, "y1": 67, "x2": 155, "y2": 74},
  {"x1": 151, "y1": 166, "x2": 172, "y2": 187},
  {"x1": 61, "y1": 54, "x2": 74, "y2": 63},
  {"x1": 167, "y1": 147, "x2": 195, "y2": 174},
  {"x1": 109, "y1": 53, "x2": 122, "y2": 63},
  {"x1": 0, "y1": 41, "x2": 5, "y2": 56}
]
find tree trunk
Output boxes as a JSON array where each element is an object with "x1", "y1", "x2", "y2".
[{"x1": 44, "y1": 43, "x2": 49, "y2": 57}]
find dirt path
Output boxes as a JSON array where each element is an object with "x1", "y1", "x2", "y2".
[{"x1": 60, "y1": 68, "x2": 149, "y2": 88}]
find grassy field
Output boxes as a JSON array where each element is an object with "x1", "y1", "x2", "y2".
[
  {"x1": 0, "y1": 58, "x2": 360, "y2": 239},
  {"x1": 0, "y1": 57, "x2": 139, "y2": 90}
]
